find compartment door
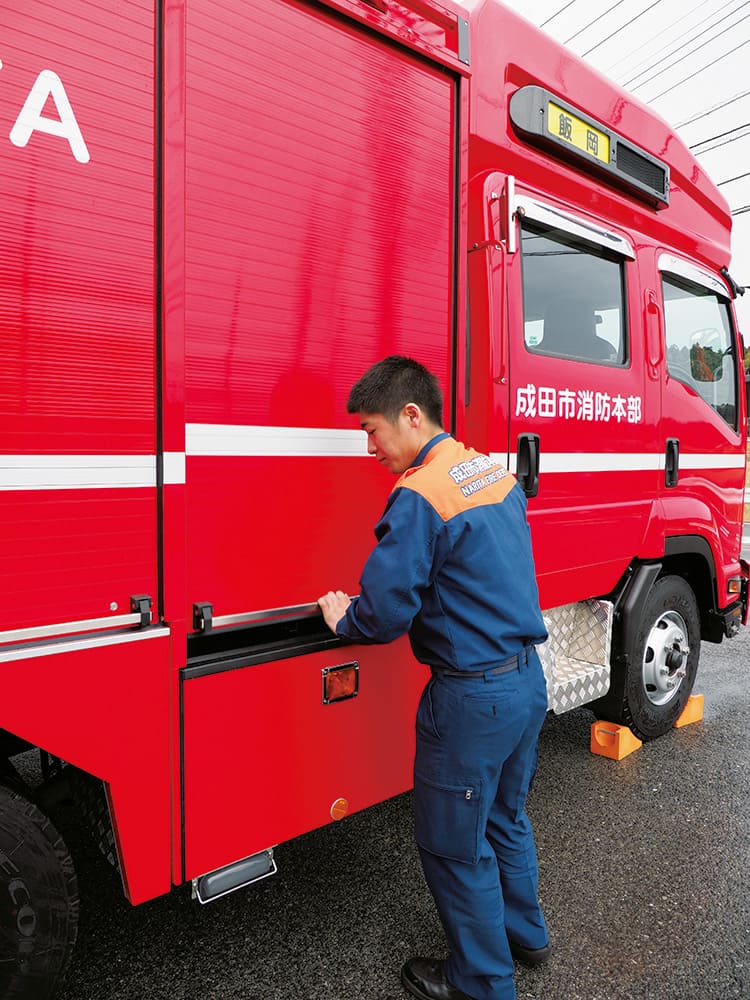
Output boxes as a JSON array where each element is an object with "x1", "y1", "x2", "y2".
[
  {"x1": 181, "y1": 638, "x2": 425, "y2": 880},
  {"x1": 182, "y1": 0, "x2": 458, "y2": 625},
  {"x1": 0, "y1": 1, "x2": 157, "y2": 635}
]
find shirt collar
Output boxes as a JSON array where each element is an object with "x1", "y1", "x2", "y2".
[{"x1": 411, "y1": 432, "x2": 451, "y2": 469}]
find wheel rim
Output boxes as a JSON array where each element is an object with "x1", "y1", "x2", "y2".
[{"x1": 642, "y1": 610, "x2": 690, "y2": 707}]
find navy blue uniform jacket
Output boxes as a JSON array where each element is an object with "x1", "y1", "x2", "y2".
[{"x1": 336, "y1": 433, "x2": 547, "y2": 669}]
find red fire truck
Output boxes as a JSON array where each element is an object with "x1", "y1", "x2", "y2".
[{"x1": 1, "y1": 0, "x2": 747, "y2": 994}]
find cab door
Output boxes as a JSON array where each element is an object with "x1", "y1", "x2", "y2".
[
  {"x1": 506, "y1": 195, "x2": 659, "y2": 610},
  {"x1": 656, "y1": 253, "x2": 746, "y2": 577}
]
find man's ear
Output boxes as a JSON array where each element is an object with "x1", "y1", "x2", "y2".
[{"x1": 403, "y1": 403, "x2": 422, "y2": 427}]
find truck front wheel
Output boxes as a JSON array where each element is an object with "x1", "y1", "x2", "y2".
[
  {"x1": 605, "y1": 575, "x2": 700, "y2": 741},
  {"x1": 0, "y1": 784, "x2": 79, "y2": 999}
]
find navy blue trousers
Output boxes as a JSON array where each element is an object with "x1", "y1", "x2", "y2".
[{"x1": 413, "y1": 647, "x2": 548, "y2": 1000}]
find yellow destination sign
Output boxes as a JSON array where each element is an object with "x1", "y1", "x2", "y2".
[{"x1": 547, "y1": 101, "x2": 610, "y2": 165}]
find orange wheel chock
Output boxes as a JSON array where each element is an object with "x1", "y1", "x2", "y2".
[
  {"x1": 590, "y1": 721, "x2": 642, "y2": 760},
  {"x1": 673, "y1": 693, "x2": 704, "y2": 729}
]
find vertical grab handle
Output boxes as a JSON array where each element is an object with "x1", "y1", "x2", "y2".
[
  {"x1": 645, "y1": 288, "x2": 663, "y2": 380},
  {"x1": 488, "y1": 241, "x2": 506, "y2": 384},
  {"x1": 665, "y1": 437, "x2": 680, "y2": 488},
  {"x1": 516, "y1": 433, "x2": 540, "y2": 498}
]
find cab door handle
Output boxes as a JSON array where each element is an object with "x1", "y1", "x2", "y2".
[
  {"x1": 645, "y1": 288, "x2": 663, "y2": 379},
  {"x1": 665, "y1": 438, "x2": 680, "y2": 488},
  {"x1": 516, "y1": 433, "x2": 540, "y2": 498}
]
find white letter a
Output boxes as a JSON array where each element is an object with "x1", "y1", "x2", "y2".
[{"x1": 10, "y1": 69, "x2": 90, "y2": 163}]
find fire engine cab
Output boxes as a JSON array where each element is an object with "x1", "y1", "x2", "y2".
[{"x1": 0, "y1": 0, "x2": 747, "y2": 994}]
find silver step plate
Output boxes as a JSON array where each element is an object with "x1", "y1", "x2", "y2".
[{"x1": 537, "y1": 599, "x2": 613, "y2": 714}]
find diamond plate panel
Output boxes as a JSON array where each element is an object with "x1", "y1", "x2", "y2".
[{"x1": 537, "y1": 600, "x2": 613, "y2": 714}]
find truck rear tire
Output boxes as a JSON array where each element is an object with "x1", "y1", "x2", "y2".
[
  {"x1": 602, "y1": 575, "x2": 700, "y2": 741},
  {"x1": 0, "y1": 784, "x2": 79, "y2": 999}
]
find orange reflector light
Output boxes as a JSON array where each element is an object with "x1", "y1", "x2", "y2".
[
  {"x1": 330, "y1": 797, "x2": 349, "y2": 821},
  {"x1": 322, "y1": 661, "x2": 359, "y2": 704},
  {"x1": 728, "y1": 577, "x2": 742, "y2": 595}
]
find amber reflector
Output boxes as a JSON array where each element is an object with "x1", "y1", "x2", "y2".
[
  {"x1": 322, "y1": 662, "x2": 359, "y2": 704},
  {"x1": 330, "y1": 798, "x2": 349, "y2": 821}
]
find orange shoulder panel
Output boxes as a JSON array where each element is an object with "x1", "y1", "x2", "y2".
[{"x1": 396, "y1": 438, "x2": 515, "y2": 522}]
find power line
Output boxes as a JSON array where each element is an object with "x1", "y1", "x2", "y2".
[
  {"x1": 623, "y1": 0, "x2": 748, "y2": 87},
  {"x1": 718, "y1": 171, "x2": 750, "y2": 187},
  {"x1": 580, "y1": 0, "x2": 663, "y2": 58},
  {"x1": 691, "y1": 124, "x2": 750, "y2": 155},
  {"x1": 642, "y1": 36, "x2": 750, "y2": 104},
  {"x1": 626, "y1": 7, "x2": 750, "y2": 94},
  {"x1": 731, "y1": 205, "x2": 750, "y2": 216},
  {"x1": 610, "y1": 0, "x2": 743, "y2": 83},
  {"x1": 540, "y1": 0, "x2": 657, "y2": 49},
  {"x1": 563, "y1": 0, "x2": 628, "y2": 46},
  {"x1": 631, "y1": 9, "x2": 750, "y2": 94},
  {"x1": 674, "y1": 90, "x2": 750, "y2": 130},
  {"x1": 696, "y1": 132, "x2": 750, "y2": 156},
  {"x1": 540, "y1": 0, "x2": 578, "y2": 29}
]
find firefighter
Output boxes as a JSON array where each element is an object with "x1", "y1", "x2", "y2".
[{"x1": 318, "y1": 356, "x2": 550, "y2": 1000}]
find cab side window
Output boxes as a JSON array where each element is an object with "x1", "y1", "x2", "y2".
[
  {"x1": 662, "y1": 273, "x2": 737, "y2": 430},
  {"x1": 521, "y1": 221, "x2": 627, "y2": 366}
]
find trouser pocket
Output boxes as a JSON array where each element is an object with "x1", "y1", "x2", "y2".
[
  {"x1": 414, "y1": 770, "x2": 482, "y2": 864},
  {"x1": 416, "y1": 679, "x2": 441, "y2": 740}
]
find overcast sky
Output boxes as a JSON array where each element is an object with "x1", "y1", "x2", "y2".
[{"x1": 510, "y1": 0, "x2": 750, "y2": 337}]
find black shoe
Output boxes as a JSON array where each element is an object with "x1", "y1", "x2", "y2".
[
  {"x1": 400, "y1": 957, "x2": 475, "y2": 1000},
  {"x1": 508, "y1": 938, "x2": 552, "y2": 967}
]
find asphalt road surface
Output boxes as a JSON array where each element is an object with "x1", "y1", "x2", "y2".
[{"x1": 54, "y1": 623, "x2": 750, "y2": 1000}]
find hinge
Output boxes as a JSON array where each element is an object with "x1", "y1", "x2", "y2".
[{"x1": 457, "y1": 18, "x2": 470, "y2": 65}]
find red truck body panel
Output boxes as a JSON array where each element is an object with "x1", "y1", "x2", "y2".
[
  {"x1": 0, "y1": 0, "x2": 745, "y2": 905},
  {"x1": 0, "y1": 0, "x2": 158, "y2": 635}
]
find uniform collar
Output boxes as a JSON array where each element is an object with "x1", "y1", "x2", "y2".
[{"x1": 411, "y1": 432, "x2": 451, "y2": 469}]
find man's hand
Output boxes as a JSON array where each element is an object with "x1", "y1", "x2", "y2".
[{"x1": 318, "y1": 590, "x2": 351, "y2": 634}]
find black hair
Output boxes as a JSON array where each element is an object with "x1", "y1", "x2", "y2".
[{"x1": 346, "y1": 355, "x2": 443, "y2": 426}]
